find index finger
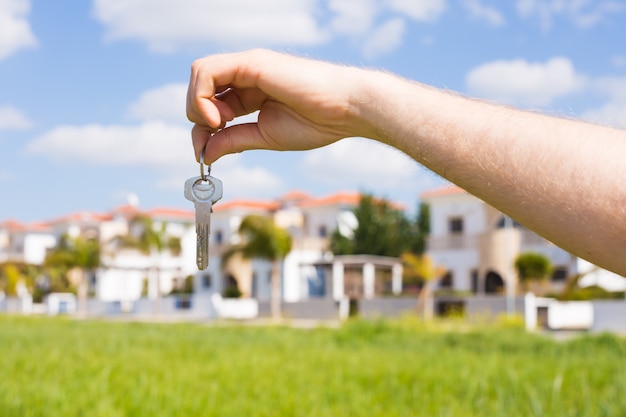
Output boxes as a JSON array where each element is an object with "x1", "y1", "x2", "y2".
[{"x1": 187, "y1": 51, "x2": 266, "y2": 128}]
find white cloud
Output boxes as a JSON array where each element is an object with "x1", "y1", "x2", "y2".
[
  {"x1": 26, "y1": 104, "x2": 282, "y2": 195},
  {"x1": 386, "y1": 0, "x2": 447, "y2": 22},
  {"x1": 463, "y1": 0, "x2": 505, "y2": 27},
  {"x1": 362, "y1": 18, "x2": 406, "y2": 59},
  {"x1": 25, "y1": 120, "x2": 285, "y2": 195},
  {"x1": 584, "y1": 103, "x2": 626, "y2": 129},
  {"x1": 127, "y1": 83, "x2": 188, "y2": 125},
  {"x1": 516, "y1": 0, "x2": 626, "y2": 31},
  {"x1": 302, "y1": 137, "x2": 418, "y2": 189},
  {"x1": 583, "y1": 77, "x2": 626, "y2": 129},
  {"x1": 92, "y1": 0, "x2": 449, "y2": 57},
  {"x1": 0, "y1": 105, "x2": 31, "y2": 130},
  {"x1": 26, "y1": 122, "x2": 191, "y2": 167},
  {"x1": 0, "y1": 0, "x2": 37, "y2": 59},
  {"x1": 466, "y1": 57, "x2": 585, "y2": 107},
  {"x1": 328, "y1": 0, "x2": 379, "y2": 36},
  {"x1": 92, "y1": 0, "x2": 330, "y2": 52}
]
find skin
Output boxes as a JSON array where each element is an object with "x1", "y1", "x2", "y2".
[{"x1": 187, "y1": 49, "x2": 626, "y2": 276}]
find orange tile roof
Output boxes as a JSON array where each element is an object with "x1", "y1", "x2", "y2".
[
  {"x1": 1, "y1": 190, "x2": 408, "y2": 229},
  {"x1": 27, "y1": 222, "x2": 53, "y2": 232},
  {"x1": 112, "y1": 204, "x2": 141, "y2": 218},
  {"x1": 0, "y1": 219, "x2": 25, "y2": 232},
  {"x1": 48, "y1": 211, "x2": 112, "y2": 224},
  {"x1": 298, "y1": 191, "x2": 361, "y2": 208},
  {"x1": 0, "y1": 219, "x2": 52, "y2": 233},
  {"x1": 279, "y1": 190, "x2": 312, "y2": 201},
  {"x1": 213, "y1": 199, "x2": 280, "y2": 213},
  {"x1": 212, "y1": 192, "x2": 363, "y2": 213},
  {"x1": 297, "y1": 191, "x2": 406, "y2": 210},
  {"x1": 144, "y1": 207, "x2": 195, "y2": 221},
  {"x1": 420, "y1": 185, "x2": 467, "y2": 199}
]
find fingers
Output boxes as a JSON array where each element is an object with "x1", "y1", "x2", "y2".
[
  {"x1": 187, "y1": 51, "x2": 263, "y2": 127},
  {"x1": 193, "y1": 123, "x2": 273, "y2": 164},
  {"x1": 186, "y1": 83, "x2": 236, "y2": 128}
]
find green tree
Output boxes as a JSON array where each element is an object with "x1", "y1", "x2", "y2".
[
  {"x1": 0, "y1": 263, "x2": 27, "y2": 296},
  {"x1": 514, "y1": 252, "x2": 553, "y2": 295},
  {"x1": 329, "y1": 228, "x2": 353, "y2": 255},
  {"x1": 45, "y1": 234, "x2": 100, "y2": 313},
  {"x1": 225, "y1": 215, "x2": 292, "y2": 321},
  {"x1": 411, "y1": 202, "x2": 430, "y2": 255},
  {"x1": 331, "y1": 194, "x2": 414, "y2": 257}
]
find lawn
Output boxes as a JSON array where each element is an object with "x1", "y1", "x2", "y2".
[{"x1": 0, "y1": 316, "x2": 625, "y2": 416}]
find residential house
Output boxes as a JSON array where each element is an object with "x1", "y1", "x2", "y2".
[
  {"x1": 194, "y1": 191, "x2": 403, "y2": 303},
  {"x1": 0, "y1": 220, "x2": 56, "y2": 266},
  {"x1": 421, "y1": 185, "x2": 625, "y2": 296},
  {"x1": 97, "y1": 206, "x2": 197, "y2": 303}
]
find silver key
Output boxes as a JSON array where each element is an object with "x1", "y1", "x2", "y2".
[{"x1": 184, "y1": 175, "x2": 223, "y2": 270}]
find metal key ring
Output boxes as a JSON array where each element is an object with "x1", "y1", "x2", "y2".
[{"x1": 200, "y1": 148, "x2": 211, "y2": 181}]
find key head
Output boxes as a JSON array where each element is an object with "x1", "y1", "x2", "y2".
[{"x1": 184, "y1": 175, "x2": 223, "y2": 204}]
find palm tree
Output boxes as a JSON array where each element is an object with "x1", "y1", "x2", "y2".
[
  {"x1": 224, "y1": 215, "x2": 292, "y2": 322},
  {"x1": 402, "y1": 252, "x2": 445, "y2": 321},
  {"x1": 114, "y1": 215, "x2": 181, "y2": 315}
]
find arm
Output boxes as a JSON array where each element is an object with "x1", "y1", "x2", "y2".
[{"x1": 187, "y1": 49, "x2": 626, "y2": 276}]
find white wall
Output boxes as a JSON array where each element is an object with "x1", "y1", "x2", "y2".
[
  {"x1": 431, "y1": 249, "x2": 479, "y2": 291},
  {"x1": 428, "y1": 194, "x2": 485, "y2": 237},
  {"x1": 23, "y1": 233, "x2": 56, "y2": 265},
  {"x1": 282, "y1": 249, "x2": 326, "y2": 302}
]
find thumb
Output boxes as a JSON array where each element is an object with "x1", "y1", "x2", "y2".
[{"x1": 199, "y1": 123, "x2": 272, "y2": 164}]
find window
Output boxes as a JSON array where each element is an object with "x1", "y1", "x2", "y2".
[
  {"x1": 440, "y1": 271, "x2": 454, "y2": 288},
  {"x1": 551, "y1": 267, "x2": 568, "y2": 282},
  {"x1": 448, "y1": 217, "x2": 464, "y2": 234},
  {"x1": 496, "y1": 216, "x2": 523, "y2": 229},
  {"x1": 318, "y1": 225, "x2": 327, "y2": 238},
  {"x1": 470, "y1": 270, "x2": 479, "y2": 293},
  {"x1": 201, "y1": 274, "x2": 211, "y2": 289},
  {"x1": 175, "y1": 297, "x2": 192, "y2": 309},
  {"x1": 215, "y1": 230, "x2": 223, "y2": 244}
]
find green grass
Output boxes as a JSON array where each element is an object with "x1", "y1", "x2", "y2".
[{"x1": 0, "y1": 316, "x2": 625, "y2": 416}]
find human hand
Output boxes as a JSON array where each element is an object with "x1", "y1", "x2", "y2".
[{"x1": 187, "y1": 49, "x2": 374, "y2": 164}]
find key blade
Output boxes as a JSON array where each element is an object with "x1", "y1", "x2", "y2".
[
  {"x1": 196, "y1": 222, "x2": 210, "y2": 270},
  {"x1": 195, "y1": 201, "x2": 213, "y2": 270}
]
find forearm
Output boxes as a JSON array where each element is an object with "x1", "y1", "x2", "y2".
[
  {"x1": 355, "y1": 70, "x2": 626, "y2": 275},
  {"x1": 188, "y1": 50, "x2": 626, "y2": 274}
]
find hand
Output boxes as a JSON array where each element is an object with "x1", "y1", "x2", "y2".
[{"x1": 187, "y1": 49, "x2": 372, "y2": 164}]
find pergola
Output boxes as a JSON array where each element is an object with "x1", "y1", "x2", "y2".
[{"x1": 308, "y1": 254, "x2": 403, "y2": 300}]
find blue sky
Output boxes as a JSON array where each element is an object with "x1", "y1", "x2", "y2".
[{"x1": 1, "y1": 0, "x2": 625, "y2": 222}]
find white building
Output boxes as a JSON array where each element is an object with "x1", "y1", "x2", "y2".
[
  {"x1": 0, "y1": 220, "x2": 56, "y2": 265},
  {"x1": 0, "y1": 206, "x2": 196, "y2": 303},
  {"x1": 194, "y1": 191, "x2": 403, "y2": 303},
  {"x1": 421, "y1": 185, "x2": 625, "y2": 295},
  {"x1": 1, "y1": 191, "x2": 403, "y2": 306},
  {"x1": 96, "y1": 206, "x2": 198, "y2": 302}
]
